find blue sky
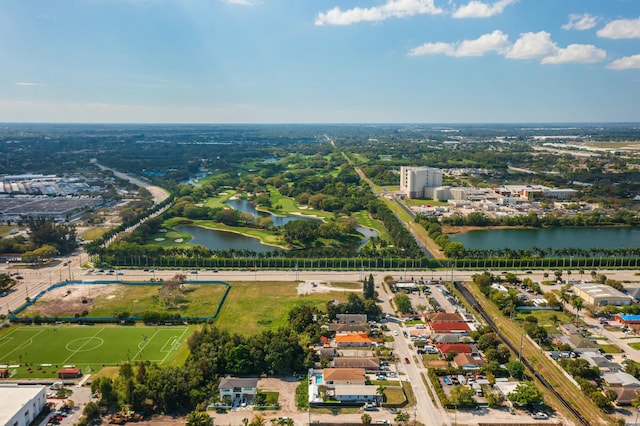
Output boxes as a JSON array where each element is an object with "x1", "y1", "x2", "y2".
[{"x1": 1, "y1": 0, "x2": 639, "y2": 123}]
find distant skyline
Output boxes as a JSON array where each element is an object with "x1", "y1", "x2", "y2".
[{"x1": 1, "y1": 0, "x2": 639, "y2": 124}]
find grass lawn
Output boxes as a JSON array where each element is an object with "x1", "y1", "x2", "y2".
[
  {"x1": 598, "y1": 344, "x2": 622, "y2": 353},
  {"x1": 213, "y1": 281, "x2": 350, "y2": 335},
  {"x1": 0, "y1": 225, "x2": 19, "y2": 237},
  {"x1": 80, "y1": 227, "x2": 112, "y2": 241},
  {"x1": 628, "y1": 342, "x2": 640, "y2": 350},
  {"x1": 353, "y1": 210, "x2": 389, "y2": 241},
  {"x1": 0, "y1": 324, "x2": 196, "y2": 378},
  {"x1": 204, "y1": 191, "x2": 234, "y2": 209},
  {"x1": 20, "y1": 282, "x2": 228, "y2": 320},
  {"x1": 404, "y1": 198, "x2": 448, "y2": 207},
  {"x1": 266, "y1": 187, "x2": 333, "y2": 220},
  {"x1": 146, "y1": 224, "x2": 193, "y2": 247},
  {"x1": 515, "y1": 310, "x2": 573, "y2": 334},
  {"x1": 382, "y1": 388, "x2": 406, "y2": 405}
]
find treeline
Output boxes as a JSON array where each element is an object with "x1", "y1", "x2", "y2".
[
  {"x1": 416, "y1": 214, "x2": 640, "y2": 260},
  {"x1": 442, "y1": 210, "x2": 640, "y2": 228},
  {"x1": 82, "y1": 293, "x2": 381, "y2": 420}
]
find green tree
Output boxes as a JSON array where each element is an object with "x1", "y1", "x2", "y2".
[
  {"x1": 361, "y1": 413, "x2": 372, "y2": 426},
  {"x1": 508, "y1": 382, "x2": 544, "y2": 406},
  {"x1": 394, "y1": 411, "x2": 410, "y2": 424},
  {"x1": 449, "y1": 385, "x2": 476, "y2": 407},
  {"x1": 185, "y1": 410, "x2": 213, "y2": 426},
  {"x1": 82, "y1": 401, "x2": 100, "y2": 422},
  {"x1": 394, "y1": 294, "x2": 413, "y2": 314},
  {"x1": 27, "y1": 217, "x2": 78, "y2": 255},
  {"x1": 507, "y1": 360, "x2": 525, "y2": 380}
]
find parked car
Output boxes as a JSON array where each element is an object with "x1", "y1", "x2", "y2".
[{"x1": 404, "y1": 357, "x2": 410, "y2": 364}]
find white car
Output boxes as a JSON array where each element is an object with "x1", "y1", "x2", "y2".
[{"x1": 392, "y1": 330, "x2": 399, "y2": 336}]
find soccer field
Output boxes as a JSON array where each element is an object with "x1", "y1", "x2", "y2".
[{"x1": 0, "y1": 325, "x2": 196, "y2": 378}]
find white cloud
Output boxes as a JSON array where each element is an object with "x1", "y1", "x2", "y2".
[
  {"x1": 225, "y1": 0, "x2": 255, "y2": 5},
  {"x1": 455, "y1": 30, "x2": 511, "y2": 56},
  {"x1": 315, "y1": 0, "x2": 442, "y2": 26},
  {"x1": 542, "y1": 44, "x2": 606, "y2": 64},
  {"x1": 607, "y1": 54, "x2": 640, "y2": 70},
  {"x1": 597, "y1": 17, "x2": 640, "y2": 39},
  {"x1": 409, "y1": 30, "x2": 509, "y2": 57},
  {"x1": 452, "y1": 0, "x2": 516, "y2": 19},
  {"x1": 505, "y1": 31, "x2": 557, "y2": 59},
  {"x1": 410, "y1": 30, "x2": 607, "y2": 65},
  {"x1": 562, "y1": 13, "x2": 598, "y2": 31},
  {"x1": 409, "y1": 42, "x2": 455, "y2": 56},
  {"x1": 15, "y1": 82, "x2": 45, "y2": 86}
]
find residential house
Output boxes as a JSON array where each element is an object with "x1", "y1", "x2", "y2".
[
  {"x1": 328, "y1": 323, "x2": 370, "y2": 333},
  {"x1": 335, "y1": 333, "x2": 372, "y2": 348},
  {"x1": 431, "y1": 334, "x2": 466, "y2": 344},
  {"x1": 427, "y1": 321, "x2": 470, "y2": 334},
  {"x1": 218, "y1": 377, "x2": 259, "y2": 404},
  {"x1": 333, "y1": 385, "x2": 381, "y2": 404},
  {"x1": 610, "y1": 387, "x2": 640, "y2": 406},
  {"x1": 323, "y1": 368, "x2": 366, "y2": 385},
  {"x1": 558, "y1": 324, "x2": 581, "y2": 335},
  {"x1": 333, "y1": 357, "x2": 380, "y2": 371},
  {"x1": 436, "y1": 343, "x2": 475, "y2": 356},
  {"x1": 603, "y1": 371, "x2": 640, "y2": 388},
  {"x1": 453, "y1": 353, "x2": 486, "y2": 370},
  {"x1": 336, "y1": 314, "x2": 368, "y2": 324}
]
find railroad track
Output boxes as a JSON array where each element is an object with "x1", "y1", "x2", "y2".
[{"x1": 452, "y1": 280, "x2": 592, "y2": 426}]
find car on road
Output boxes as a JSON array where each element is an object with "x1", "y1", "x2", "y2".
[
  {"x1": 392, "y1": 330, "x2": 398, "y2": 336},
  {"x1": 404, "y1": 357, "x2": 410, "y2": 364}
]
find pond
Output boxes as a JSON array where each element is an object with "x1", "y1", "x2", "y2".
[
  {"x1": 449, "y1": 226, "x2": 640, "y2": 251},
  {"x1": 176, "y1": 198, "x2": 379, "y2": 252},
  {"x1": 225, "y1": 198, "x2": 319, "y2": 227},
  {"x1": 176, "y1": 225, "x2": 277, "y2": 253}
]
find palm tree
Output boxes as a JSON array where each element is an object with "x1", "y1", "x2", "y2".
[
  {"x1": 376, "y1": 385, "x2": 386, "y2": 403},
  {"x1": 250, "y1": 414, "x2": 266, "y2": 426},
  {"x1": 361, "y1": 413, "x2": 372, "y2": 426},
  {"x1": 572, "y1": 297, "x2": 584, "y2": 321},
  {"x1": 185, "y1": 410, "x2": 213, "y2": 426}
]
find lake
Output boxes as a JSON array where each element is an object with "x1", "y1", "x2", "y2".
[
  {"x1": 225, "y1": 198, "x2": 319, "y2": 227},
  {"x1": 450, "y1": 227, "x2": 640, "y2": 251},
  {"x1": 176, "y1": 199, "x2": 379, "y2": 252},
  {"x1": 177, "y1": 224, "x2": 277, "y2": 252}
]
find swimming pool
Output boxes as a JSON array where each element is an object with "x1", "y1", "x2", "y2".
[{"x1": 315, "y1": 375, "x2": 323, "y2": 384}]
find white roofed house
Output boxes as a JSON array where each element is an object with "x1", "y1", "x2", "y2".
[
  {"x1": 218, "y1": 377, "x2": 259, "y2": 405},
  {"x1": 333, "y1": 385, "x2": 381, "y2": 405}
]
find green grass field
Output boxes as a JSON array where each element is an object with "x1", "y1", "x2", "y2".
[
  {"x1": 214, "y1": 281, "x2": 351, "y2": 335},
  {"x1": 0, "y1": 325, "x2": 196, "y2": 378}
]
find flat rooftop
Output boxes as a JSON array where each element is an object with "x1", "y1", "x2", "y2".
[{"x1": 0, "y1": 384, "x2": 46, "y2": 425}]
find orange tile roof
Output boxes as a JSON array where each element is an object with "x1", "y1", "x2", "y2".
[
  {"x1": 335, "y1": 333, "x2": 372, "y2": 343},
  {"x1": 323, "y1": 368, "x2": 366, "y2": 382}
]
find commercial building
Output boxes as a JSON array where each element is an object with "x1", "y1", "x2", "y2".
[
  {"x1": 0, "y1": 384, "x2": 47, "y2": 426},
  {"x1": 572, "y1": 283, "x2": 634, "y2": 307},
  {"x1": 400, "y1": 166, "x2": 442, "y2": 199}
]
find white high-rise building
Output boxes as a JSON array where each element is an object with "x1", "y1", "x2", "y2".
[{"x1": 400, "y1": 166, "x2": 443, "y2": 199}]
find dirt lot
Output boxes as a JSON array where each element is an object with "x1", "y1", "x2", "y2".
[{"x1": 23, "y1": 284, "x2": 117, "y2": 317}]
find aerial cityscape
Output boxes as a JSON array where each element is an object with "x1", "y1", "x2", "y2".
[{"x1": 1, "y1": 1, "x2": 640, "y2": 426}]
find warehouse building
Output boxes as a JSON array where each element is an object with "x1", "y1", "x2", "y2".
[
  {"x1": 572, "y1": 283, "x2": 634, "y2": 307},
  {"x1": 0, "y1": 384, "x2": 47, "y2": 426}
]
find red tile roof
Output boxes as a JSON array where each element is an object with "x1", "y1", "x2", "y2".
[
  {"x1": 428, "y1": 322, "x2": 470, "y2": 333},
  {"x1": 436, "y1": 343, "x2": 473, "y2": 354}
]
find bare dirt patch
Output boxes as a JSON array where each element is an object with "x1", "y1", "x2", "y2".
[
  {"x1": 296, "y1": 280, "x2": 360, "y2": 296},
  {"x1": 24, "y1": 284, "x2": 119, "y2": 317}
]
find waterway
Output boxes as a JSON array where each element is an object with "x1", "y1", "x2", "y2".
[
  {"x1": 177, "y1": 224, "x2": 277, "y2": 252},
  {"x1": 175, "y1": 199, "x2": 379, "y2": 252},
  {"x1": 225, "y1": 198, "x2": 318, "y2": 226},
  {"x1": 450, "y1": 226, "x2": 640, "y2": 251}
]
